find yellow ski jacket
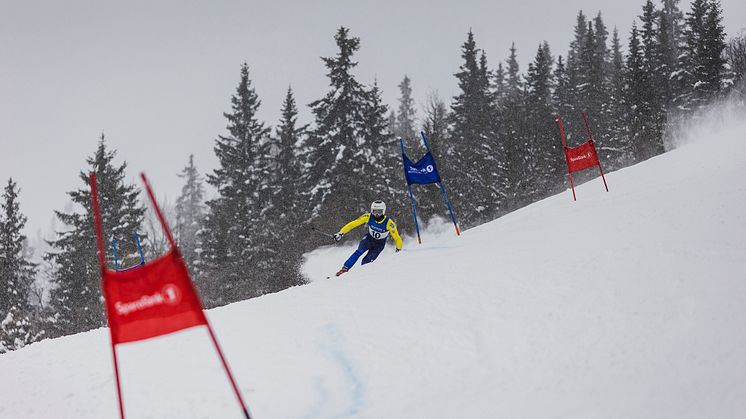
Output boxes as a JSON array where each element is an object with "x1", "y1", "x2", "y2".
[{"x1": 339, "y1": 213, "x2": 403, "y2": 250}]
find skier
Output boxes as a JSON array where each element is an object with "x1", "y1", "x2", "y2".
[{"x1": 333, "y1": 200, "x2": 403, "y2": 276}]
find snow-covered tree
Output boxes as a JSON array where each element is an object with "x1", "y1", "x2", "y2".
[
  {"x1": 726, "y1": 32, "x2": 746, "y2": 94},
  {"x1": 524, "y1": 42, "x2": 562, "y2": 201},
  {"x1": 47, "y1": 136, "x2": 145, "y2": 336},
  {"x1": 261, "y1": 86, "x2": 309, "y2": 292},
  {"x1": 394, "y1": 75, "x2": 418, "y2": 145},
  {"x1": 0, "y1": 179, "x2": 35, "y2": 314},
  {"x1": 639, "y1": 0, "x2": 668, "y2": 157},
  {"x1": 625, "y1": 24, "x2": 650, "y2": 163},
  {"x1": 174, "y1": 155, "x2": 205, "y2": 271},
  {"x1": 604, "y1": 28, "x2": 632, "y2": 169},
  {"x1": 200, "y1": 63, "x2": 270, "y2": 306},
  {"x1": 0, "y1": 178, "x2": 41, "y2": 352},
  {"x1": 662, "y1": 0, "x2": 686, "y2": 64},
  {"x1": 448, "y1": 30, "x2": 504, "y2": 225},
  {"x1": 356, "y1": 80, "x2": 407, "y2": 234},
  {"x1": 674, "y1": 0, "x2": 728, "y2": 111},
  {"x1": 302, "y1": 27, "x2": 386, "y2": 239},
  {"x1": 422, "y1": 90, "x2": 449, "y2": 169},
  {"x1": 591, "y1": 13, "x2": 614, "y2": 151},
  {"x1": 499, "y1": 42, "x2": 526, "y2": 211},
  {"x1": 272, "y1": 87, "x2": 307, "y2": 227},
  {"x1": 563, "y1": 10, "x2": 589, "y2": 142},
  {"x1": 553, "y1": 55, "x2": 570, "y2": 117}
]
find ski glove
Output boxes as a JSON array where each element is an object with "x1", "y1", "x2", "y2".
[
  {"x1": 333, "y1": 232, "x2": 344, "y2": 242},
  {"x1": 395, "y1": 248, "x2": 401, "y2": 253}
]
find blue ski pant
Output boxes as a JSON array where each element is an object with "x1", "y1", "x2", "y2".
[{"x1": 343, "y1": 234, "x2": 386, "y2": 269}]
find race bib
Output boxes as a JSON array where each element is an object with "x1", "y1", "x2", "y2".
[{"x1": 368, "y1": 226, "x2": 389, "y2": 240}]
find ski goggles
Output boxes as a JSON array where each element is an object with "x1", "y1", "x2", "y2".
[{"x1": 372, "y1": 209, "x2": 384, "y2": 216}]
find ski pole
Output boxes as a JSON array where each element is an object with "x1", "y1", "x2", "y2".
[{"x1": 310, "y1": 226, "x2": 335, "y2": 238}]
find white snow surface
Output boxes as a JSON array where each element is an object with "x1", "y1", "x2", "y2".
[{"x1": 2, "y1": 110, "x2": 746, "y2": 418}]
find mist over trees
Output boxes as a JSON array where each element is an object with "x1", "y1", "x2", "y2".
[{"x1": 1, "y1": 0, "x2": 742, "y2": 345}]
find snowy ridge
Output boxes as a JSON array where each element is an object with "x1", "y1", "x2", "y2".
[{"x1": 1, "y1": 106, "x2": 745, "y2": 418}]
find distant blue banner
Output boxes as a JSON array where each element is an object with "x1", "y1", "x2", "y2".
[{"x1": 403, "y1": 152, "x2": 441, "y2": 185}]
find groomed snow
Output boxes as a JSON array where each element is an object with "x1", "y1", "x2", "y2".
[{"x1": 1, "y1": 103, "x2": 745, "y2": 418}]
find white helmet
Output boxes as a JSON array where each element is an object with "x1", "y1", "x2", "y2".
[{"x1": 370, "y1": 200, "x2": 386, "y2": 217}]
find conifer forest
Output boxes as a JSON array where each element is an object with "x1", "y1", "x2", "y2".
[{"x1": 1, "y1": 0, "x2": 744, "y2": 352}]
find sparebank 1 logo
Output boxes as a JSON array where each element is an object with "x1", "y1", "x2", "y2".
[
  {"x1": 114, "y1": 283, "x2": 183, "y2": 316},
  {"x1": 408, "y1": 164, "x2": 435, "y2": 175},
  {"x1": 162, "y1": 283, "x2": 182, "y2": 306},
  {"x1": 569, "y1": 152, "x2": 594, "y2": 163}
]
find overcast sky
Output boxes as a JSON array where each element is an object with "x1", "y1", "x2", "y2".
[{"x1": 1, "y1": 0, "x2": 745, "y2": 242}]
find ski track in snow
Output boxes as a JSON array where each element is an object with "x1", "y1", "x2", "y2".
[
  {"x1": 319, "y1": 324, "x2": 364, "y2": 419},
  {"x1": 297, "y1": 323, "x2": 364, "y2": 419}
]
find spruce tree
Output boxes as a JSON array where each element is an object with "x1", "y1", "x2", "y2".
[
  {"x1": 0, "y1": 179, "x2": 35, "y2": 314},
  {"x1": 606, "y1": 28, "x2": 632, "y2": 169},
  {"x1": 625, "y1": 24, "x2": 649, "y2": 163},
  {"x1": 273, "y1": 87, "x2": 307, "y2": 227},
  {"x1": 655, "y1": 8, "x2": 677, "y2": 151},
  {"x1": 567, "y1": 16, "x2": 610, "y2": 155},
  {"x1": 564, "y1": 11, "x2": 589, "y2": 142},
  {"x1": 387, "y1": 111, "x2": 397, "y2": 138},
  {"x1": 674, "y1": 0, "x2": 706, "y2": 111},
  {"x1": 0, "y1": 305, "x2": 38, "y2": 353},
  {"x1": 500, "y1": 43, "x2": 526, "y2": 210},
  {"x1": 726, "y1": 33, "x2": 746, "y2": 94},
  {"x1": 419, "y1": 91, "x2": 451, "y2": 221},
  {"x1": 662, "y1": 0, "x2": 686, "y2": 63},
  {"x1": 553, "y1": 56, "x2": 571, "y2": 115},
  {"x1": 702, "y1": 0, "x2": 728, "y2": 97},
  {"x1": 524, "y1": 42, "x2": 561, "y2": 201},
  {"x1": 360, "y1": 80, "x2": 403, "y2": 221},
  {"x1": 591, "y1": 13, "x2": 615, "y2": 156},
  {"x1": 395, "y1": 75, "x2": 418, "y2": 145},
  {"x1": 302, "y1": 27, "x2": 378, "y2": 240},
  {"x1": 422, "y1": 91, "x2": 449, "y2": 167},
  {"x1": 241, "y1": 87, "x2": 309, "y2": 294},
  {"x1": 200, "y1": 63, "x2": 270, "y2": 306},
  {"x1": 491, "y1": 62, "x2": 507, "y2": 116},
  {"x1": 267, "y1": 87, "x2": 308, "y2": 291},
  {"x1": 594, "y1": 13, "x2": 612, "y2": 73},
  {"x1": 174, "y1": 155, "x2": 205, "y2": 272},
  {"x1": 661, "y1": 0, "x2": 686, "y2": 101},
  {"x1": 488, "y1": 61, "x2": 508, "y2": 207},
  {"x1": 0, "y1": 178, "x2": 40, "y2": 352},
  {"x1": 675, "y1": 0, "x2": 728, "y2": 111},
  {"x1": 448, "y1": 31, "x2": 503, "y2": 225},
  {"x1": 47, "y1": 136, "x2": 145, "y2": 336},
  {"x1": 639, "y1": 0, "x2": 668, "y2": 158},
  {"x1": 577, "y1": 21, "x2": 606, "y2": 136}
]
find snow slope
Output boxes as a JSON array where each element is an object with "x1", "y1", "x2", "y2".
[{"x1": 2, "y1": 106, "x2": 746, "y2": 419}]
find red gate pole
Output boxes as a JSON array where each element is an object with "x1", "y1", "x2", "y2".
[
  {"x1": 557, "y1": 114, "x2": 577, "y2": 201},
  {"x1": 140, "y1": 173, "x2": 253, "y2": 419},
  {"x1": 109, "y1": 345, "x2": 126, "y2": 419},
  {"x1": 89, "y1": 173, "x2": 126, "y2": 419},
  {"x1": 205, "y1": 323, "x2": 253, "y2": 419},
  {"x1": 582, "y1": 113, "x2": 609, "y2": 192}
]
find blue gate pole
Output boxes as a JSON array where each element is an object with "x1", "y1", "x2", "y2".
[
  {"x1": 420, "y1": 132, "x2": 460, "y2": 236},
  {"x1": 134, "y1": 231, "x2": 145, "y2": 266},
  {"x1": 400, "y1": 138, "x2": 422, "y2": 244},
  {"x1": 112, "y1": 239, "x2": 120, "y2": 272}
]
